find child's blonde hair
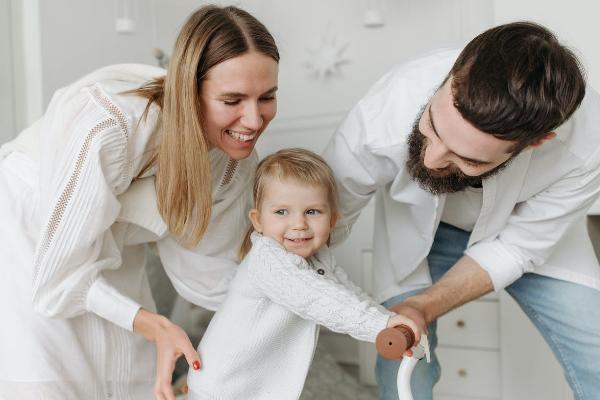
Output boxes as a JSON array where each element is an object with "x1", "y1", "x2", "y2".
[{"x1": 239, "y1": 148, "x2": 340, "y2": 259}]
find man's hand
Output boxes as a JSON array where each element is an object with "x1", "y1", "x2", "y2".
[{"x1": 389, "y1": 300, "x2": 429, "y2": 336}]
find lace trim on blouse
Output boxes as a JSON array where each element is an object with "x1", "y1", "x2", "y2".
[
  {"x1": 33, "y1": 118, "x2": 118, "y2": 284},
  {"x1": 219, "y1": 158, "x2": 238, "y2": 189},
  {"x1": 33, "y1": 86, "x2": 131, "y2": 286},
  {"x1": 89, "y1": 85, "x2": 131, "y2": 192}
]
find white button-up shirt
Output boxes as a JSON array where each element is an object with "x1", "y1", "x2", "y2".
[{"x1": 323, "y1": 49, "x2": 600, "y2": 303}]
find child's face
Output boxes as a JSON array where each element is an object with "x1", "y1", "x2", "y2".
[{"x1": 249, "y1": 177, "x2": 335, "y2": 259}]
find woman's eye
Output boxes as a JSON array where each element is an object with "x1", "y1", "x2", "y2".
[
  {"x1": 306, "y1": 209, "x2": 321, "y2": 216},
  {"x1": 223, "y1": 99, "x2": 241, "y2": 106},
  {"x1": 275, "y1": 209, "x2": 287, "y2": 216}
]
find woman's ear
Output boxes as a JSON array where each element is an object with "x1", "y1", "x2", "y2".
[{"x1": 248, "y1": 209, "x2": 263, "y2": 233}]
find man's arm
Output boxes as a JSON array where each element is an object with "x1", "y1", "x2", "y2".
[{"x1": 390, "y1": 255, "x2": 493, "y2": 331}]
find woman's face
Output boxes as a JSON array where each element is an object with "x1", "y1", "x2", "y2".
[{"x1": 200, "y1": 51, "x2": 279, "y2": 160}]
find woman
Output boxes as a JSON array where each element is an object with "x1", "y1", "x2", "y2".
[{"x1": 0, "y1": 5, "x2": 278, "y2": 400}]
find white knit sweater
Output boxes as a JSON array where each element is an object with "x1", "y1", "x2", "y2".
[{"x1": 187, "y1": 233, "x2": 391, "y2": 400}]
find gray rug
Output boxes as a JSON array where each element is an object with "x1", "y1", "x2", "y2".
[{"x1": 301, "y1": 341, "x2": 378, "y2": 400}]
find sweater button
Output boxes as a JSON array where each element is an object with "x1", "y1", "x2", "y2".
[{"x1": 317, "y1": 268, "x2": 325, "y2": 275}]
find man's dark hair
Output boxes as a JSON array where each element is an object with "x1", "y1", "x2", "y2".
[{"x1": 449, "y1": 21, "x2": 586, "y2": 150}]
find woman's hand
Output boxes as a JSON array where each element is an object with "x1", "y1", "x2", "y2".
[{"x1": 133, "y1": 308, "x2": 201, "y2": 400}]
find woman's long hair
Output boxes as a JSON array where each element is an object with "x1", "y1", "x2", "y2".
[{"x1": 133, "y1": 5, "x2": 279, "y2": 248}]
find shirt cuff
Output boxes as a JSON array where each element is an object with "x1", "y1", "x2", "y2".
[
  {"x1": 464, "y1": 241, "x2": 531, "y2": 291},
  {"x1": 367, "y1": 308, "x2": 394, "y2": 343},
  {"x1": 86, "y1": 277, "x2": 141, "y2": 331}
]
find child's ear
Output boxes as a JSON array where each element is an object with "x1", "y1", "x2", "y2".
[{"x1": 248, "y1": 209, "x2": 263, "y2": 233}]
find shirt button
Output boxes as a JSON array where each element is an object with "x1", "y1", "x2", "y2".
[{"x1": 317, "y1": 269, "x2": 325, "y2": 275}]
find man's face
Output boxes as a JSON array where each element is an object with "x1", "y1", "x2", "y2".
[{"x1": 406, "y1": 79, "x2": 517, "y2": 194}]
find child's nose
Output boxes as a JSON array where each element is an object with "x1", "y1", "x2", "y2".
[{"x1": 291, "y1": 214, "x2": 308, "y2": 229}]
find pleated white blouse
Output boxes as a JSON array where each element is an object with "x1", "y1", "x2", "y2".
[{"x1": 0, "y1": 64, "x2": 255, "y2": 400}]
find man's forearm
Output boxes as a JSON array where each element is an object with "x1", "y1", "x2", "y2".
[{"x1": 401, "y1": 255, "x2": 494, "y2": 325}]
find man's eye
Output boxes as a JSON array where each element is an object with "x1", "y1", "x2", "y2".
[
  {"x1": 223, "y1": 99, "x2": 241, "y2": 106},
  {"x1": 464, "y1": 160, "x2": 484, "y2": 167}
]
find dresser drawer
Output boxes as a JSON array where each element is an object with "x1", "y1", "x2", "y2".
[
  {"x1": 437, "y1": 300, "x2": 499, "y2": 349},
  {"x1": 434, "y1": 347, "x2": 500, "y2": 398}
]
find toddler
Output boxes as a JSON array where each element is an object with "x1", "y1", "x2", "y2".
[{"x1": 187, "y1": 148, "x2": 418, "y2": 400}]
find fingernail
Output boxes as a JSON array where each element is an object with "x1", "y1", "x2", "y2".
[{"x1": 193, "y1": 360, "x2": 200, "y2": 370}]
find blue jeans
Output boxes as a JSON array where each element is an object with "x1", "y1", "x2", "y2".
[{"x1": 376, "y1": 222, "x2": 600, "y2": 400}]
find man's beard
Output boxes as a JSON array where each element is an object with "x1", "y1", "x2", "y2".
[{"x1": 405, "y1": 108, "x2": 513, "y2": 195}]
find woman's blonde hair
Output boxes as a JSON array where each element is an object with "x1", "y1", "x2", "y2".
[
  {"x1": 133, "y1": 5, "x2": 279, "y2": 248},
  {"x1": 239, "y1": 148, "x2": 340, "y2": 259}
]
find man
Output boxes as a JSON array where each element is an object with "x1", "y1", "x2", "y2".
[{"x1": 323, "y1": 22, "x2": 600, "y2": 400}]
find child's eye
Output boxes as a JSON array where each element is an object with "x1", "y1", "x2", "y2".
[
  {"x1": 223, "y1": 99, "x2": 241, "y2": 106},
  {"x1": 275, "y1": 209, "x2": 287, "y2": 216},
  {"x1": 306, "y1": 209, "x2": 321, "y2": 216}
]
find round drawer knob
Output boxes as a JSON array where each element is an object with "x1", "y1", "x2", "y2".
[
  {"x1": 458, "y1": 368, "x2": 467, "y2": 378},
  {"x1": 456, "y1": 319, "x2": 466, "y2": 328}
]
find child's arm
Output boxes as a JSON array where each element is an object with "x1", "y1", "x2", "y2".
[
  {"x1": 248, "y1": 236, "x2": 391, "y2": 342},
  {"x1": 329, "y1": 259, "x2": 376, "y2": 304}
]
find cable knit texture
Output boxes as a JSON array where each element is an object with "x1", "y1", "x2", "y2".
[{"x1": 188, "y1": 233, "x2": 391, "y2": 400}]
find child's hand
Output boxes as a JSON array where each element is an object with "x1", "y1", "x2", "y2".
[
  {"x1": 386, "y1": 313, "x2": 423, "y2": 357},
  {"x1": 389, "y1": 300, "x2": 428, "y2": 336}
]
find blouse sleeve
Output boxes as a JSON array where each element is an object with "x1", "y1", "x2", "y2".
[
  {"x1": 247, "y1": 236, "x2": 391, "y2": 343},
  {"x1": 32, "y1": 87, "x2": 141, "y2": 331}
]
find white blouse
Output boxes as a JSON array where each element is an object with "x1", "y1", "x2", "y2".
[{"x1": 0, "y1": 64, "x2": 255, "y2": 399}]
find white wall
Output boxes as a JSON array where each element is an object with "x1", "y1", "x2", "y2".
[
  {"x1": 494, "y1": 0, "x2": 600, "y2": 91},
  {"x1": 0, "y1": 0, "x2": 15, "y2": 144},
  {"x1": 32, "y1": 0, "x2": 494, "y2": 125},
  {"x1": 2, "y1": 0, "x2": 44, "y2": 139},
  {"x1": 39, "y1": 0, "x2": 156, "y2": 105}
]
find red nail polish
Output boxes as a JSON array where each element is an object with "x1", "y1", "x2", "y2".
[{"x1": 193, "y1": 360, "x2": 200, "y2": 370}]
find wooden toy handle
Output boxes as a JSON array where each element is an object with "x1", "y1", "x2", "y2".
[{"x1": 375, "y1": 324, "x2": 416, "y2": 360}]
